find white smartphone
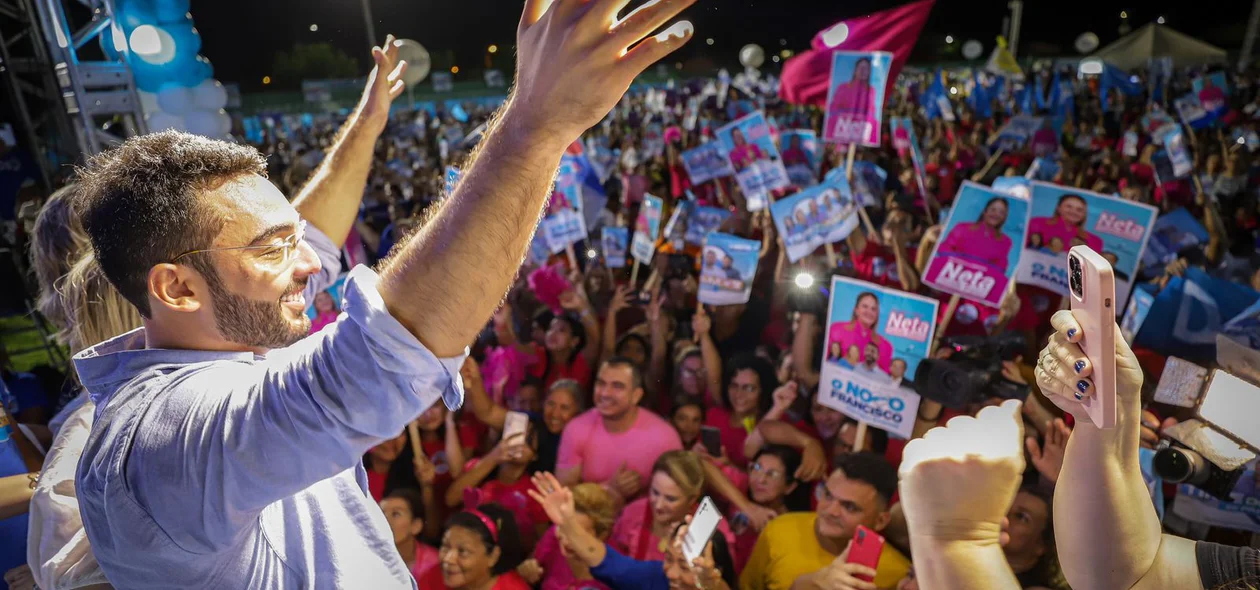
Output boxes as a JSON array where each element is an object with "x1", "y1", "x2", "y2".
[
  {"x1": 1068, "y1": 246, "x2": 1117, "y2": 429},
  {"x1": 682, "y1": 496, "x2": 723, "y2": 563},
  {"x1": 502, "y1": 411, "x2": 529, "y2": 446}
]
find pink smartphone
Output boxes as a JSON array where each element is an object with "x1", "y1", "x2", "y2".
[
  {"x1": 1068, "y1": 246, "x2": 1117, "y2": 429},
  {"x1": 846, "y1": 525, "x2": 884, "y2": 582}
]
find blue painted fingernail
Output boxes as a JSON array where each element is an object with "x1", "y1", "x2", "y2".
[
  {"x1": 1074, "y1": 392, "x2": 1083, "y2": 401},
  {"x1": 1074, "y1": 360, "x2": 1086, "y2": 373},
  {"x1": 1077, "y1": 380, "x2": 1089, "y2": 393},
  {"x1": 1067, "y1": 329, "x2": 1077, "y2": 339}
]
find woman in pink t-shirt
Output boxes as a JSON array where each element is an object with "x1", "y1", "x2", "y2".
[
  {"x1": 703, "y1": 355, "x2": 800, "y2": 468},
  {"x1": 826, "y1": 292, "x2": 894, "y2": 374},
  {"x1": 727, "y1": 128, "x2": 765, "y2": 172},
  {"x1": 447, "y1": 417, "x2": 549, "y2": 551},
  {"x1": 609, "y1": 451, "x2": 736, "y2": 562},
  {"x1": 519, "y1": 483, "x2": 618, "y2": 590},
  {"x1": 1026, "y1": 193, "x2": 1103, "y2": 253},
  {"x1": 937, "y1": 196, "x2": 1014, "y2": 273},
  {"x1": 380, "y1": 488, "x2": 440, "y2": 582}
]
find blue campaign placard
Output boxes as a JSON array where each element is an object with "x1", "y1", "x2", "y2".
[
  {"x1": 1141, "y1": 207, "x2": 1209, "y2": 272},
  {"x1": 699, "y1": 233, "x2": 759, "y2": 306},
  {"x1": 923, "y1": 182, "x2": 1030, "y2": 308},
  {"x1": 601, "y1": 227, "x2": 628, "y2": 268},
  {"x1": 823, "y1": 51, "x2": 892, "y2": 147},
  {"x1": 631, "y1": 194, "x2": 664, "y2": 264},
  {"x1": 1017, "y1": 182, "x2": 1158, "y2": 312},
  {"x1": 681, "y1": 142, "x2": 735, "y2": 185},
  {"x1": 685, "y1": 205, "x2": 731, "y2": 246},
  {"x1": 1121, "y1": 285, "x2": 1156, "y2": 344},
  {"x1": 770, "y1": 180, "x2": 860, "y2": 263},
  {"x1": 818, "y1": 276, "x2": 939, "y2": 438},
  {"x1": 715, "y1": 111, "x2": 790, "y2": 210}
]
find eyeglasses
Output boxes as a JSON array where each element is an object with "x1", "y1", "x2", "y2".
[
  {"x1": 729, "y1": 383, "x2": 760, "y2": 394},
  {"x1": 750, "y1": 462, "x2": 784, "y2": 480},
  {"x1": 172, "y1": 220, "x2": 307, "y2": 271}
]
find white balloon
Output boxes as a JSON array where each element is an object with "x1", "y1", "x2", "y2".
[
  {"x1": 962, "y1": 40, "x2": 984, "y2": 60},
  {"x1": 214, "y1": 109, "x2": 232, "y2": 136},
  {"x1": 130, "y1": 25, "x2": 176, "y2": 65},
  {"x1": 395, "y1": 39, "x2": 431, "y2": 87},
  {"x1": 157, "y1": 84, "x2": 193, "y2": 116},
  {"x1": 820, "y1": 23, "x2": 849, "y2": 48},
  {"x1": 739, "y1": 44, "x2": 765, "y2": 69},
  {"x1": 1075, "y1": 32, "x2": 1100, "y2": 54},
  {"x1": 184, "y1": 109, "x2": 222, "y2": 137},
  {"x1": 146, "y1": 110, "x2": 185, "y2": 133},
  {"x1": 138, "y1": 90, "x2": 160, "y2": 114},
  {"x1": 191, "y1": 79, "x2": 228, "y2": 111}
]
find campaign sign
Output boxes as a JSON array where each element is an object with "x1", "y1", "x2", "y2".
[
  {"x1": 851, "y1": 162, "x2": 887, "y2": 208},
  {"x1": 685, "y1": 205, "x2": 731, "y2": 246},
  {"x1": 818, "y1": 276, "x2": 938, "y2": 439},
  {"x1": 823, "y1": 51, "x2": 892, "y2": 147},
  {"x1": 542, "y1": 209, "x2": 585, "y2": 252},
  {"x1": 991, "y1": 176, "x2": 1031, "y2": 201},
  {"x1": 631, "y1": 194, "x2": 663, "y2": 264},
  {"x1": 602, "y1": 227, "x2": 629, "y2": 268},
  {"x1": 1133, "y1": 267, "x2": 1260, "y2": 363},
  {"x1": 662, "y1": 202, "x2": 688, "y2": 249},
  {"x1": 699, "y1": 233, "x2": 759, "y2": 306},
  {"x1": 1160, "y1": 126, "x2": 1194, "y2": 178},
  {"x1": 1174, "y1": 93, "x2": 1214, "y2": 130},
  {"x1": 991, "y1": 115, "x2": 1045, "y2": 152},
  {"x1": 1191, "y1": 72, "x2": 1229, "y2": 120},
  {"x1": 770, "y1": 181, "x2": 860, "y2": 263},
  {"x1": 1141, "y1": 207, "x2": 1210, "y2": 271},
  {"x1": 1172, "y1": 460, "x2": 1260, "y2": 533},
  {"x1": 1141, "y1": 108, "x2": 1178, "y2": 140},
  {"x1": 1016, "y1": 182, "x2": 1157, "y2": 312},
  {"x1": 305, "y1": 275, "x2": 348, "y2": 322},
  {"x1": 681, "y1": 142, "x2": 735, "y2": 185},
  {"x1": 715, "y1": 112, "x2": 790, "y2": 210},
  {"x1": 1120, "y1": 286, "x2": 1156, "y2": 344},
  {"x1": 527, "y1": 228, "x2": 552, "y2": 265},
  {"x1": 780, "y1": 129, "x2": 821, "y2": 186},
  {"x1": 923, "y1": 182, "x2": 1030, "y2": 308}
]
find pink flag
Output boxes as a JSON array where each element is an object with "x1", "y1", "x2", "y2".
[{"x1": 781, "y1": 0, "x2": 935, "y2": 106}]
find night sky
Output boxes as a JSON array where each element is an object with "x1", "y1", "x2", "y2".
[{"x1": 192, "y1": 0, "x2": 1245, "y2": 90}]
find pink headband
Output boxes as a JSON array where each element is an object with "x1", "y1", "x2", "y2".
[{"x1": 466, "y1": 509, "x2": 499, "y2": 543}]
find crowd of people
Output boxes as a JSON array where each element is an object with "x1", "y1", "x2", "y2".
[{"x1": 1, "y1": 2, "x2": 1259, "y2": 588}]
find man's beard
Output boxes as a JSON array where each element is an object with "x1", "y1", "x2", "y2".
[{"x1": 196, "y1": 260, "x2": 310, "y2": 350}]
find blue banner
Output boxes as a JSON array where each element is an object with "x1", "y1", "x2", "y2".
[
  {"x1": 684, "y1": 204, "x2": 731, "y2": 246},
  {"x1": 1133, "y1": 267, "x2": 1260, "y2": 363},
  {"x1": 1141, "y1": 208, "x2": 1209, "y2": 273},
  {"x1": 770, "y1": 180, "x2": 861, "y2": 263},
  {"x1": 699, "y1": 233, "x2": 759, "y2": 306},
  {"x1": 851, "y1": 161, "x2": 888, "y2": 208},
  {"x1": 681, "y1": 142, "x2": 734, "y2": 185}
]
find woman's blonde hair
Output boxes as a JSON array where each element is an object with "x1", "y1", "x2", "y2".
[
  {"x1": 652, "y1": 450, "x2": 706, "y2": 501},
  {"x1": 570, "y1": 483, "x2": 617, "y2": 539},
  {"x1": 60, "y1": 251, "x2": 143, "y2": 355},
  {"x1": 30, "y1": 183, "x2": 90, "y2": 333}
]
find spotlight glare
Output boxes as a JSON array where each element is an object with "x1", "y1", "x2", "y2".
[{"x1": 794, "y1": 273, "x2": 815, "y2": 289}]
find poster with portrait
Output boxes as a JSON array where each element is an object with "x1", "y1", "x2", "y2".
[
  {"x1": 823, "y1": 51, "x2": 892, "y2": 147},
  {"x1": 542, "y1": 210, "x2": 585, "y2": 252},
  {"x1": 818, "y1": 276, "x2": 938, "y2": 439},
  {"x1": 681, "y1": 142, "x2": 735, "y2": 185},
  {"x1": 527, "y1": 230, "x2": 553, "y2": 265},
  {"x1": 1141, "y1": 108, "x2": 1178, "y2": 140},
  {"x1": 1120, "y1": 286, "x2": 1156, "y2": 344},
  {"x1": 602, "y1": 227, "x2": 629, "y2": 268},
  {"x1": 631, "y1": 194, "x2": 663, "y2": 265},
  {"x1": 685, "y1": 205, "x2": 731, "y2": 246},
  {"x1": 1016, "y1": 182, "x2": 1158, "y2": 312},
  {"x1": 1159, "y1": 126, "x2": 1194, "y2": 178},
  {"x1": 922, "y1": 182, "x2": 1031, "y2": 308},
  {"x1": 699, "y1": 233, "x2": 759, "y2": 306},
  {"x1": 715, "y1": 111, "x2": 791, "y2": 211},
  {"x1": 780, "y1": 129, "x2": 821, "y2": 186},
  {"x1": 769, "y1": 180, "x2": 860, "y2": 263},
  {"x1": 990, "y1": 115, "x2": 1045, "y2": 152},
  {"x1": 306, "y1": 274, "x2": 348, "y2": 331},
  {"x1": 1191, "y1": 72, "x2": 1229, "y2": 120},
  {"x1": 1140, "y1": 208, "x2": 1209, "y2": 272},
  {"x1": 1174, "y1": 93, "x2": 1215, "y2": 130},
  {"x1": 850, "y1": 161, "x2": 887, "y2": 208}
]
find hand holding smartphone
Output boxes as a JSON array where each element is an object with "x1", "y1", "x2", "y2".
[
  {"x1": 682, "y1": 497, "x2": 723, "y2": 563},
  {"x1": 699, "y1": 426, "x2": 723, "y2": 457},
  {"x1": 844, "y1": 525, "x2": 885, "y2": 582},
  {"x1": 1068, "y1": 246, "x2": 1118, "y2": 429}
]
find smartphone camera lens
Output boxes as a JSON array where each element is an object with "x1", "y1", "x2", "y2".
[{"x1": 1069, "y1": 255, "x2": 1083, "y2": 298}]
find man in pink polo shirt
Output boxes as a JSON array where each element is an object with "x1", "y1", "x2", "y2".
[{"x1": 556, "y1": 357, "x2": 682, "y2": 502}]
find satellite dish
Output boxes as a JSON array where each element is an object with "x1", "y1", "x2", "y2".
[
  {"x1": 1075, "y1": 32, "x2": 1099, "y2": 54},
  {"x1": 395, "y1": 39, "x2": 431, "y2": 87},
  {"x1": 961, "y1": 40, "x2": 983, "y2": 60}
]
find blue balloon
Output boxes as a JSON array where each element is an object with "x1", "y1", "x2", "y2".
[
  {"x1": 155, "y1": 0, "x2": 190, "y2": 24},
  {"x1": 131, "y1": 58, "x2": 174, "y2": 92},
  {"x1": 117, "y1": 0, "x2": 157, "y2": 31},
  {"x1": 165, "y1": 23, "x2": 201, "y2": 58},
  {"x1": 172, "y1": 54, "x2": 208, "y2": 87}
]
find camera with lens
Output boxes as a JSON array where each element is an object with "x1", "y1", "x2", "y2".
[
  {"x1": 1149, "y1": 345, "x2": 1260, "y2": 501},
  {"x1": 911, "y1": 332, "x2": 1031, "y2": 409},
  {"x1": 1068, "y1": 253, "x2": 1084, "y2": 298}
]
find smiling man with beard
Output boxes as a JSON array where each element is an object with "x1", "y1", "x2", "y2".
[{"x1": 68, "y1": 0, "x2": 699, "y2": 586}]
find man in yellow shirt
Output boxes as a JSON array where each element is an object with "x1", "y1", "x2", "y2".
[{"x1": 740, "y1": 453, "x2": 910, "y2": 590}]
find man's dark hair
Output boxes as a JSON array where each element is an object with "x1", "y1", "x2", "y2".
[
  {"x1": 832, "y1": 452, "x2": 898, "y2": 509},
  {"x1": 74, "y1": 131, "x2": 267, "y2": 317},
  {"x1": 601, "y1": 355, "x2": 643, "y2": 390}
]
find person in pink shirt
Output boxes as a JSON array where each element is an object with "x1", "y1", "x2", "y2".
[
  {"x1": 1026, "y1": 193, "x2": 1103, "y2": 253},
  {"x1": 519, "y1": 483, "x2": 618, "y2": 590},
  {"x1": 826, "y1": 292, "x2": 894, "y2": 374},
  {"x1": 608, "y1": 451, "x2": 737, "y2": 562},
  {"x1": 555, "y1": 358, "x2": 683, "y2": 499},
  {"x1": 380, "y1": 488, "x2": 440, "y2": 582},
  {"x1": 727, "y1": 128, "x2": 766, "y2": 172},
  {"x1": 826, "y1": 57, "x2": 878, "y2": 143},
  {"x1": 702, "y1": 354, "x2": 800, "y2": 468},
  {"x1": 780, "y1": 134, "x2": 810, "y2": 168},
  {"x1": 308, "y1": 289, "x2": 340, "y2": 334},
  {"x1": 937, "y1": 197, "x2": 1014, "y2": 273}
]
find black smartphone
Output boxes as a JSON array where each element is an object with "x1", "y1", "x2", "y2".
[
  {"x1": 631, "y1": 290, "x2": 654, "y2": 306},
  {"x1": 700, "y1": 426, "x2": 722, "y2": 457}
]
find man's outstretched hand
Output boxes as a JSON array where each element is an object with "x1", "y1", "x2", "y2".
[
  {"x1": 358, "y1": 34, "x2": 409, "y2": 133},
  {"x1": 512, "y1": 0, "x2": 696, "y2": 146}
]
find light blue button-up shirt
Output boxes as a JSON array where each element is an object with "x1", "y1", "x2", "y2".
[{"x1": 73, "y1": 227, "x2": 465, "y2": 589}]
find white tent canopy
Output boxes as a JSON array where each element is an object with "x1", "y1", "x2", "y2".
[{"x1": 1090, "y1": 23, "x2": 1227, "y2": 70}]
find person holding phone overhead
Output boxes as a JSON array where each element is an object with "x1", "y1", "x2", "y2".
[{"x1": 937, "y1": 197, "x2": 1015, "y2": 273}]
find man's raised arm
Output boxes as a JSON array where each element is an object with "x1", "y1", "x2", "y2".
[{"x1": 378, "y1": 0, "x2": 696, "y2": 357}]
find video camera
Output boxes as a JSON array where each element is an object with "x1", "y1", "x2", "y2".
[
  {"x1": 1150, "y1": 337, "x2": 1260, "y2": 501},
  {"x1": 911, "y1": 332, "x2": 1030, "y2": 409}
]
